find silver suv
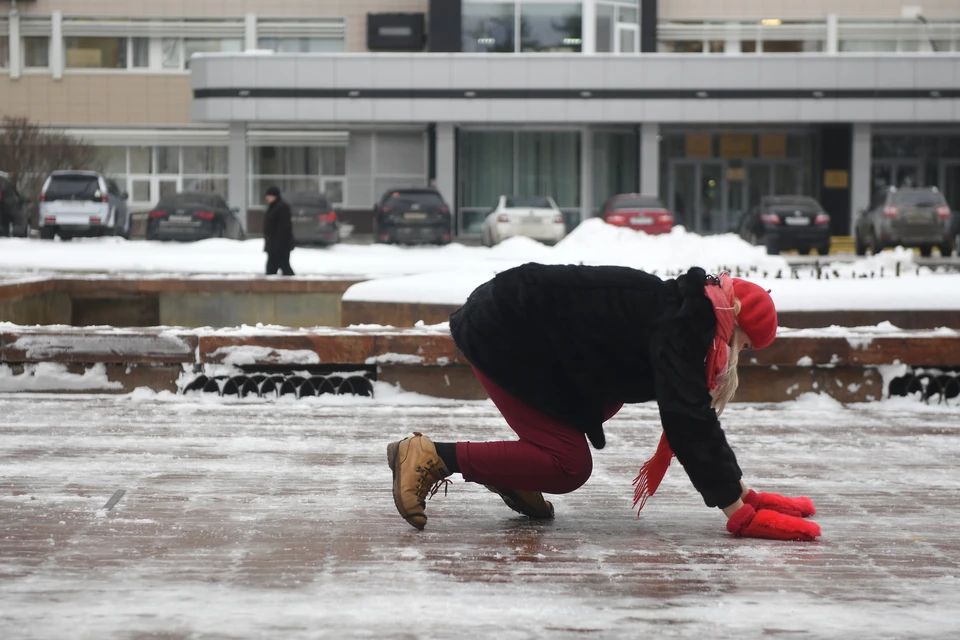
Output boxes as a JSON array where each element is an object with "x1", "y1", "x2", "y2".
[
  {"x1": 38, "y1": 171, "x2": 130, "y2": 240},
  {"x1": 854, "y1": 186, "x2": 954, "y2": 257}
]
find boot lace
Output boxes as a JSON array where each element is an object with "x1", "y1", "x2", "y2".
[{"x1": 415, "y1": 458, "x2": 452, "y2": 505}]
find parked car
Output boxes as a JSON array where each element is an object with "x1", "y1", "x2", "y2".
[
  {"x1": 374, "y1": 187, "x2": 452, "y2": 245},
  {"x1": 951, "y1": 210, "x2": 960, "y2": 257},
  {"x1": 600, "y1": 193, "x2": 674, "y2": 235},
  {"x1": 146, "y1": 192, "x2": 244, "y2": 241},
  {"x1": 739, "y1": 195, "x2": 831, "y2": 256},
  {"x1": 0, "y1": 171, "x2": 29, "y2": 237},
  {"x1": 38, "y1": 170, "x2": 130, "y2": 240},
  {"x1": 854, "y1": 186, "x2": 953, "y2": 257},
  {"x1": 287, "y1": 191, "x2": 340, "y2": 247},
  {"x1": 481, "y1": 195, "x2": 566, "y2": 247}
]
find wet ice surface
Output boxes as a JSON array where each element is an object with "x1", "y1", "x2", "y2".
[{"x1": 1, "y1": 392, "x2": 958, "y2": 639}]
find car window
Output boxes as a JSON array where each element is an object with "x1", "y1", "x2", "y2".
[
  {"x1": 384, "y1": 190, "x2": 445, "y2": 208},
  {"x1": 611, "y1": 195, "x2": 664, "y2": 210},
  {"x1": 505, "y1": 196, "x2": 552, "y2": 208},
  {"x1": 45, "y1": 175, "x2": 102, "y2": 200},
  {"x1": 157, "y1": 193, "x2": 225, "y2": 209},
  {"x1": 892, "y1": 190, "x2": 946, "y2": 206}
]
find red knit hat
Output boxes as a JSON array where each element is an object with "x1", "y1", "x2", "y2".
[{"x1": 731, "y1": 279, "x2": 778, "y2": 349}]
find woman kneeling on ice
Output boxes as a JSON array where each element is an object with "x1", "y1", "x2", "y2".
[{"x1": 387, "y1": 263, "x2": 821, "y2": 541}]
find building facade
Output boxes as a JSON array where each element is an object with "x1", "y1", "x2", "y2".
[{"x1": 2, "y1": 0, "x2": 960, "y2": 235}]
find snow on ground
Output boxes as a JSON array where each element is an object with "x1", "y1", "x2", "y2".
[
  {"x1": 4, "y1": 219, "x2": 957, "y2": 311},
  {"x1": 1, "y1": 391, "x2": 958, "y2": 639}
]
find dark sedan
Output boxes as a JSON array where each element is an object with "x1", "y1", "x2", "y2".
[
  {"x1": 738, "y1": 195, "x2": 832, "y2": 256},
  {"x1": 146, "y1": 193, "x2": 245, "y2": 241},
  {"x1": 288, "y1": 191, "x2": 340, "y2": 247},
  {"x1": 374, "y1": 187, "x2": 452, "y2": 245}
]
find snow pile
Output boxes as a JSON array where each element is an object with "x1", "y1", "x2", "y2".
[
  {"x1": 0, "y1": 363, "x2": 122, "y2": 392},
  {"x1": 209, "y1": 346, "x2": 321, "y2": 366}
]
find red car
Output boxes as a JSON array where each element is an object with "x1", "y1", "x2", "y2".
[{"x1": 600, "y1": 194, "x2": 674, "y2": 235}]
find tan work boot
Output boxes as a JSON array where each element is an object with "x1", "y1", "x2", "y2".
[
  {"x1": 386, "y1": 432, "x2": 451, "y2": 530},
  {"x1": 485, "y1": 486, "x2": 555, "y2": 520}
]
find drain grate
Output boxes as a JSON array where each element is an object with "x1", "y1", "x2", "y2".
[
  {"x1": 888, "y1": 368, "x2": 960, "y2": 405},
  {"x1": 180, "y1": 366, "x2": 376, "y2": 399}
]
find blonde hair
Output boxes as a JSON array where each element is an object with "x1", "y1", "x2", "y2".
[{"x1": 710, "y1": 298, "x2": 742, "y2": 417}]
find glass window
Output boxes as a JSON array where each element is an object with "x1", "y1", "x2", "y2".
[
  {"x1": 521, "y1": 4, "x2": 582, "y2": 53},
  {"x1": 23, "y1": 37, "x2": 50, "y2": 68},
  {"x1": 320, "y1": 147, "x2": 346, "y2": 176},
  {"x1": 323, "y1": 180, "x2": 344, "y2": 205},
  {"x1": 184, "y1": 38, "x2": 243, "y2": 69},
  {"x1": 65, "y1": 37, "x2": 128, "y2": 69},
  {"x1": 618, "y1": 6, "x2": 639, "y2": 24},
  {"x1": 130, "y1": 146, "x2": 152, "y2": 173},
  {"x1": 0, "y1": 36, "x2": 9, "y2": 69},
  {"x1": 659, "y1": 40, "x2": 704, "y2": 53},
  {"x1": 183, "y1": 146, "x2": 228, "y2": 174},
  {"x1": 258, "y1": 37, "x2": 345, "y2": 53},
  {"x1": 132, "y1": 37, "x2": 149, "y2": 68},
  {"x1": 763, "y1": 40, "x2": 823, "y2": 53},
  {"x1": 840, "y1": 40, "x2": 897, "y2": 52},
  {"x1": 517, "y1": 132, "x2": 580, "y2": 208},
  {"x1": 741, "y1": 40, "x2": 758, "y2": 53},
  {"x1": 462, "y1": 2, "x2": 516, "y2": 53},
  {"x1": 253, "y1": 147, "x2": 320, "y2": 176},
  {"x1": 156, "y1": 147, "x2": 180, "y2": 174},
  {"x1": 161, "y1": 38, "x2": 181, "y2": 69},
  {"x1": 182, "y1": 177, "x2": 228, "y2": 196},
  {"x1": 252, "y1": 178, "x2": 321, "y2": 201},
  {"x1": 131, "y1": 180, "x2": 151, "y2": 202},
  {"x1": 596, "y1": 5, "x2": 614, "y2": 53},
  {"x1": 459, "y1": 131, "x2": 514, "y2": 209},
  {"x1": 98, "y1": 147, "x2": 128, "y2": 175},
  {"x1": 593, "y1": 132, "x2": 638, "y2": 208}
]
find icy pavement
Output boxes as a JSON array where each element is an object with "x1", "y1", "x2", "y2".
[{"x1": 1, "y1": 391, "x2": 959, "y2": 639}]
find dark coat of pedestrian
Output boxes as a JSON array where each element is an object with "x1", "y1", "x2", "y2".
[{"x1": 263, "y1": 186, "x2": 295, "y2": 276}]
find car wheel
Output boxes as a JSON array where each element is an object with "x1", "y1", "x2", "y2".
[
  {"x1": 765, "y1": 237, "x2": 779, "y2": 255},
  {"x1": 817, "y1": 244, "x2": 831, "y2": 257},
  {"x1": 869, "y1": 231, "x2": 882, "y2": 255},
  {"x1": 40, "y1": 227, "x2": 55, "y2": 240},
  {"x1": 854, "y1": 233, "x2": 867, "y2": 256},
  {"x1": 919, "y1": 245, "x2": 933, "y2": 258},
  {"x1": 797, "y1": 247, "x2": 811, "y2": 256},
  {"x1": 938, "y1": 242, "x2": 953, "y2": 257}
]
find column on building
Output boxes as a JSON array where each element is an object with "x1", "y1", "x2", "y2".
[
  {"x1": 51, "y1": 11, "x2": 64, "y2": 80},
  {"x1": 8, "y1": 8, "x2": 21, "y2": 79},
  {"x1": 245, "y1": 14, "x2": 258, "y2": 51},
  {"x1": 582, "y1": 0, "x2": 597, "y2": 54},
  {"x1": 580, "y1": 127, "x2": 594, "y2": 220},
  {"x1": 826, "y1": 13, "x2": 839, "y2": 54},
  {"x1": 228, "y1": 122, "x2": 249, "y2": 231},
  {"x1": 434, "y1": 123, "x2": 456, "y2": 232},
  {"x1": 640, "y1": 122, "x2": 659, "y2": 196},
  {"x1": 850, "y1": 123, "x2": 872, "y2": 236}
]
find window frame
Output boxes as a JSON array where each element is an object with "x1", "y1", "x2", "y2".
[{"x1": 63, "y1": 36, "x2": 151, "y2": 71}]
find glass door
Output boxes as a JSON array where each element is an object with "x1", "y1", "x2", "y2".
[
  {"x1": 872, "y1": 160, "x2": 923, "y2": 190},
  {"x1": 669, "y1": 160, "x2": 726, "y2": 234},
  {"x1": 941, "y1": 161, "x2": 960, "y2": 213},
  {"x1": 615, "y1": 24, "x2": 640, "y2": 54}
]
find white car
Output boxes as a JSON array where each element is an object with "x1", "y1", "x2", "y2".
[{"x1": 481, "y1": 195, "x2": 567, "y2": 247}]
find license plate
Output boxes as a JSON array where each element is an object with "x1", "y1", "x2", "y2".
[
  {"x1": 630, "y1": 216, "x2": 653, "y2": 225},
  {"x1": 404, "y1": 212, "x2": 427, "y2": 220},
  {"x1": 169, "y1": 215, "x2": 192, "y2": 223},
  {"x1": 785, "y1": 217, "x2": 810, "y2": 226}
]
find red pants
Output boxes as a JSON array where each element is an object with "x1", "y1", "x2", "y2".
[{"x1": 456, "y1": 367, "x2": 622, "y2": 495}]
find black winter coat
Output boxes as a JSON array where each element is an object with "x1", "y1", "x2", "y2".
[
  {"x1": 449, "y1": 263, "x2": 742, "y2": 508},
  {"x1": 263, "y1": 199, "x2": 295, "y2": 254}
]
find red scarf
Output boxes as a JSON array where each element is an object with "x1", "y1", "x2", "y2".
[{"x1": 632, "y1": 273, "x2": 736, "y2": 515}]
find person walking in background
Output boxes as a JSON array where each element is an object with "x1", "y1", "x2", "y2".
[{"x1": 263, "y1": 186, "x2": 295, "y2": 276}]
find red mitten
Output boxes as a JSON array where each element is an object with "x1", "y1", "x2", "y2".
[
  {"x1": 726, "y1": 504, "x2": 821, "y2": 541},
  {"x1": 742, "y1": 489, "x2": 816, "y2": 518}
]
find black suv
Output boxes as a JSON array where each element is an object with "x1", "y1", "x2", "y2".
[
  {"x1": 0, "y1": 172, "x2": 29, "y2": 237},
  {"x1": 855, "y1": 186, "x2": 953, "y2": 257},
  {"x1": 374, "y1": 187, "x2": 452, "y2": 245}
]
